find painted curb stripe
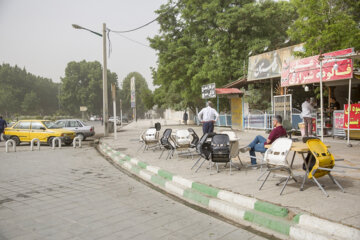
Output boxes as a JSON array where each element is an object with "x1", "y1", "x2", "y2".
[
  {"x1": 217, "y1": 191, "x2": 256, "y2": 209},
  {"x1": 158, "y1": 169, "x2": 173, "y2": 180},
  {"x1": 192, "y1": 182, "x2": 219, "y2": 197},
  {"x1": 209, "y1": 199, "x2": 245, "y2": 222},
  {"x1": 172, "y1": 176, "x2": 193, "y2": 189},
  {"x1": 289, "y1": 226, "x2": 329, "y2": 240},
  {"x1": 244, "y1": 211, "x2": 291, "y2": 236},
  {"x1": 165, "y1": 182, "x2": 184, "y2": 196},
  {"x1": 254, "y1": 201, "x2": 288, "y2": 217},
  {"x1": 139, "y1": 170, "x2": 152, "y2": 181},
  {"x1": 138, "y1": 162, "x2": 148, "y2": 169},
  {"x1": 147, "y1": 166, "x2": 160, "y2": 174},
  {"x1": 151, "y1": 175, "x2": 166, "y2": 187},
  {"x1": 183, "y1": 189, "x2": 210, "y2": 206},
  {"x1": 298, "y1": 214, "x2": 360, "y2": 240}
]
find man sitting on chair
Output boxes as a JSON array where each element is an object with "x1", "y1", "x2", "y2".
[{"x1": 240, "y1": 115, "x2": 287, "y2": 166}]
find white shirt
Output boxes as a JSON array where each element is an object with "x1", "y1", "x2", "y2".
[
  {"x1": 301, "y1": 101, "x2": 314, "y2": 118},
  {"x1": 198, "y1": 106, "x2": 219, "y2": 122}
]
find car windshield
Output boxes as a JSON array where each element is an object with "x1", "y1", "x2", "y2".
[{"x1": 43, "y1": 121, "x2": 62, "y2": 129}]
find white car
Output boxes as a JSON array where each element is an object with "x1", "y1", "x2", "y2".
[
  {"x1": 108, "y1": 117, "x2": 121, "y2": 125},
  {"x1": 55, "y1": 119, "x2": 95, "y2": 140}
]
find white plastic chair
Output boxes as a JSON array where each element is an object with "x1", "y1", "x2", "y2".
[
  {"x1": 175, "y1": 129, "x2": 191, "y2": 146},
  {"x1": 143, "y1": 128, "x2": 160, "y2": 151},
  {"x1": 259, "y1": 138, "x2": 296, "y2": 195}
]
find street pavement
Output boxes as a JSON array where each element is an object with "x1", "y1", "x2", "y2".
[
  {"x1": 0, "y1": 141, "x2": 267, "y2": 240},
  {"x1": 101, "y1": 119, "x2": 360, "y2": 230}
]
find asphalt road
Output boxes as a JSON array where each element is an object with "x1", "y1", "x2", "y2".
[{"x1": 0, "y1": 139, "x2": 266, "y2": 239}]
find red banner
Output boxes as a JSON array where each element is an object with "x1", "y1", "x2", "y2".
[
  {"x1": 334, "y1": 112, "x2": 344, "y2": 129},
  {"x1": 281, "y1": 48, "x2": 353, "y2": 87},
  {"x1": 344, "y1": 104, "x2": 360, "y2": 129}
]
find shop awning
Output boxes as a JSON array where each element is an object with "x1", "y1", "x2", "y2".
[{"x1": 216, "y1": 88, "x2": 243, "y2": 95}]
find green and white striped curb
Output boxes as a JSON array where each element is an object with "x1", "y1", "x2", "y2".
[{"x1": 99, "y1": 142, "x2": 360, "y2": 240}]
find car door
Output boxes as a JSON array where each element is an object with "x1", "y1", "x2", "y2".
[
  {"x1": 66, "y1": 120, "x2": 81, "y2": 134},
  {"x1": 12, "y1": 121, "x2": 31, "y2": 142},
  {"x1": 30, "y1": 121, "x2": 47, "y2": 142}
]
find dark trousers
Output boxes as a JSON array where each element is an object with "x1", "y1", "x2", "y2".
[
  {"x1": 202, "y1": 121, "x2": 214, "y2": 134},
  {"x1": 303, "y1": 117, "x2": 312, "y2": 137}
]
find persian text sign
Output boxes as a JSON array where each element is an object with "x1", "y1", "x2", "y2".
[
  {"x1": 281, "y1": 48, "x2": 353, "y2": 87},
  {"x1": 247, "y1": 44, "x2": 304, "y2": 81},
  {"x1": 344, "y1": 104, "x2": 360, "y2": 130}
]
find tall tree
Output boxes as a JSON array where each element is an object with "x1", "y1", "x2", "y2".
[
  {"x1": 0, "y1": 63, "x2": 59, "y2": 117},
  {"x1": 288, "y1": 0, "x2": 360, "y2": 56},
  {"x1": 149, "y1": 0, "x2": 297, "y2": 112},
  {"x1": 60, "y1": 60, "x2": 118, "y2": 116},
  {"x1": 120, "y1": 72, "x2": 154, "y2": 119}
]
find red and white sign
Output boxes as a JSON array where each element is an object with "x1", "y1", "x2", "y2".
[
  {"x1": 344, "y1": 104, "x2": 360, "y2": 130},
  {"x1": 281, "y1": 48, "x2": 353, "y2": 87}
]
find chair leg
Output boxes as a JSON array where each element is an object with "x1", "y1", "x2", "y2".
[
  {"x1": 280, "y1": 176, "x2": 291, "y2": 195},
  {"x1": 166, "y1": 150, "x2": 172, "y2": 160},
  {"x1": 195, "y1": 159, "x2": 207, "y2": 173},
  {"x1": 259, "y1": 170, "x2": 271, "y2": 190},
  {"x1": 191, "y1": 156, "x2": 202, "y2": 170},
  {"x1": 159, "y1": 149, "x2": 165, "y2": 159},
  {"x1": 257, "y1": 169, "x2": 268, "y2": 181},
  {"x1": 300, "y1": 173, "x2": 307, "y2": 191},
  {"x1": 328, "y1": 173, "x2": 345, "y2": 193},
  {"x1": 137, "y1": 143, "x2": 144, "y2": 152},
  {"x1": 216, "y1": 163, "x2": 219, "y2": 173},
  {"x1": 237, "y1": 156, "x2": 244, "y2": 166},
  {"x1": 230, "y1": 160, "x2": 232, "y2": 175},
  {"x1": 312, "y1": 177, "x2": 329, "y2": 197}
]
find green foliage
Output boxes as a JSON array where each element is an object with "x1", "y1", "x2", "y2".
[
  {"x1": 149, "y1": 0, "x2": 297, "y2": 112},
  {"x1": 120, "y1": 72, "x2": 154, "y2": 119},
  {"x1": 288, "y1": 0, "x2": 360, "y2": 56},
  {"x1": 242, "y1": 83, "x2": 271, "y2": 111},
  {"x1": 60, "y1": 60, "x2": 118, "y2": 116},
  {"x1": 0, "y1": 63, "x2": 59, "y2": 117}
]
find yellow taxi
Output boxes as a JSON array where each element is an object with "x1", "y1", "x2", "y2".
[{"x1": 4, "y1": 120, "x2": 75, "y2": 146}]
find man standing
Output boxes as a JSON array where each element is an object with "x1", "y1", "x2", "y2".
[
  {"x1": 301, "y1": 97, "x2": 314, "y2": 137},
  {"x1": 240, "y1": 115, "x2": 287, "y2": 166},
  {"x1": 198, "y1": 101, "x2": 219, "y2": 134},
  {"x1": 0, "y1": 116, "x2": 7, "y2": 142},
  {"x1": 183, "y1": 111, "x2": 188, "y2": 125}
]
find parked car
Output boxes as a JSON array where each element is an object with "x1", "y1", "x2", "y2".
[
  {"x1": 55, "y1": 119, "x2": 95, "y2": 141},
  {"x1": 108, "y1": 117, "x2": 121, "y2": 125},
  {"x1": 3, "y1": 120, "x2": 75, "y2": 146}
]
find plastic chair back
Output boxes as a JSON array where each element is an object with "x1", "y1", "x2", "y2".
[
  {"x1": 155, "y1": 122, "x2": 161, "y2": 131},
  {"x1": 160, "y1": 129, "x2": 174, "y2": 150},
  {"x1": 144, "y1": 128, "x2": 157, "y2": 141},
  {"x1": 265, "y1": 138, "x2": 292, "y2": 166},
  {"x1": 175, "y1": 129, "x2": 191, "y2": 146},
  {"x1": 211, "y1": 134, "x2": 230, "y2": 163},
  {"x1": 188, "y1": 128, "x2": 199, "y2": 147},
  {"x1": 306, "y1": 139, "x2": 334, "y2": 178}
]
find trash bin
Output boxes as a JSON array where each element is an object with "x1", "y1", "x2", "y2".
[{"x1": 298, "y1": 122, "x2": 305, "y2": 137}]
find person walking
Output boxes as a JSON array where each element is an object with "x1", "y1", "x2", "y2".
[
  {"x1": 301, "y1": 98, "x2": 315, "y2": 137},
  {"x1": 240, "y1": 115, "x2": 286, "y2": 167},
  {"x1": 183, "y1": 111, "x2": 188, "y2": 125},
  {"x1": 198, "y1": 101, "x2": 219, "y2": 134},
  {"x1": 0, "y1": 116, "x2": 8, "y2": 142}
]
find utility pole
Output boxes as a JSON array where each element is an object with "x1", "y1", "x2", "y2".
[
  {"x1": 103, "y1": 23, "x2": 109, "y2": 136},
  {"x1": 111, "y1": 83, "x2": 117, "y2": 140}
]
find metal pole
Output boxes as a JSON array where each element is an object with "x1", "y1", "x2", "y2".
[
  {"x1": 270, "y1": 79, "x2": 274, "y2": 114},
  {"x1": 120, "y1": 99, "x2": 122, "y2": 125},
  {"x1": 320, "y1": 60, "x2": 324, "y2": 141},
  {"x1": 217, "y1": 96, "x2": 219, "y2": 113},
  {"x1": 113, "y1": 99, "x2": 117, "y2": 139},
  {"x1": 102, "y1": 23, "x2": 109, "y2": 137},
  {"x1": 347, "y1": 78, "x2": 352, "y2": 147}
]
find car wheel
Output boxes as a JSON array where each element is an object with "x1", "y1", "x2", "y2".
[
  {"x1": 10, "y1": 136, "x2": 20, "y2": 146},
  {"x1": 47, "y1": 137, "x2": 54, "y2": 146},
  {"x1": 76, "y1": 133, "x2": 85, "y2": 141}
]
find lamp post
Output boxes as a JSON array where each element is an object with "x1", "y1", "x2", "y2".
[{"x1": 72, "y1": 23, "x2": 109, "y2": 137}]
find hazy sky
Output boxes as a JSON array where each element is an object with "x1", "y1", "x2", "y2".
[{"x1": 0, "y1": 0, "x2": 167, "y2": 90}]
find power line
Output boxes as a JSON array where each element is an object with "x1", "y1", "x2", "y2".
[{"x1": 109, "y1": 32, "x2": 152, "y2": 49}]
